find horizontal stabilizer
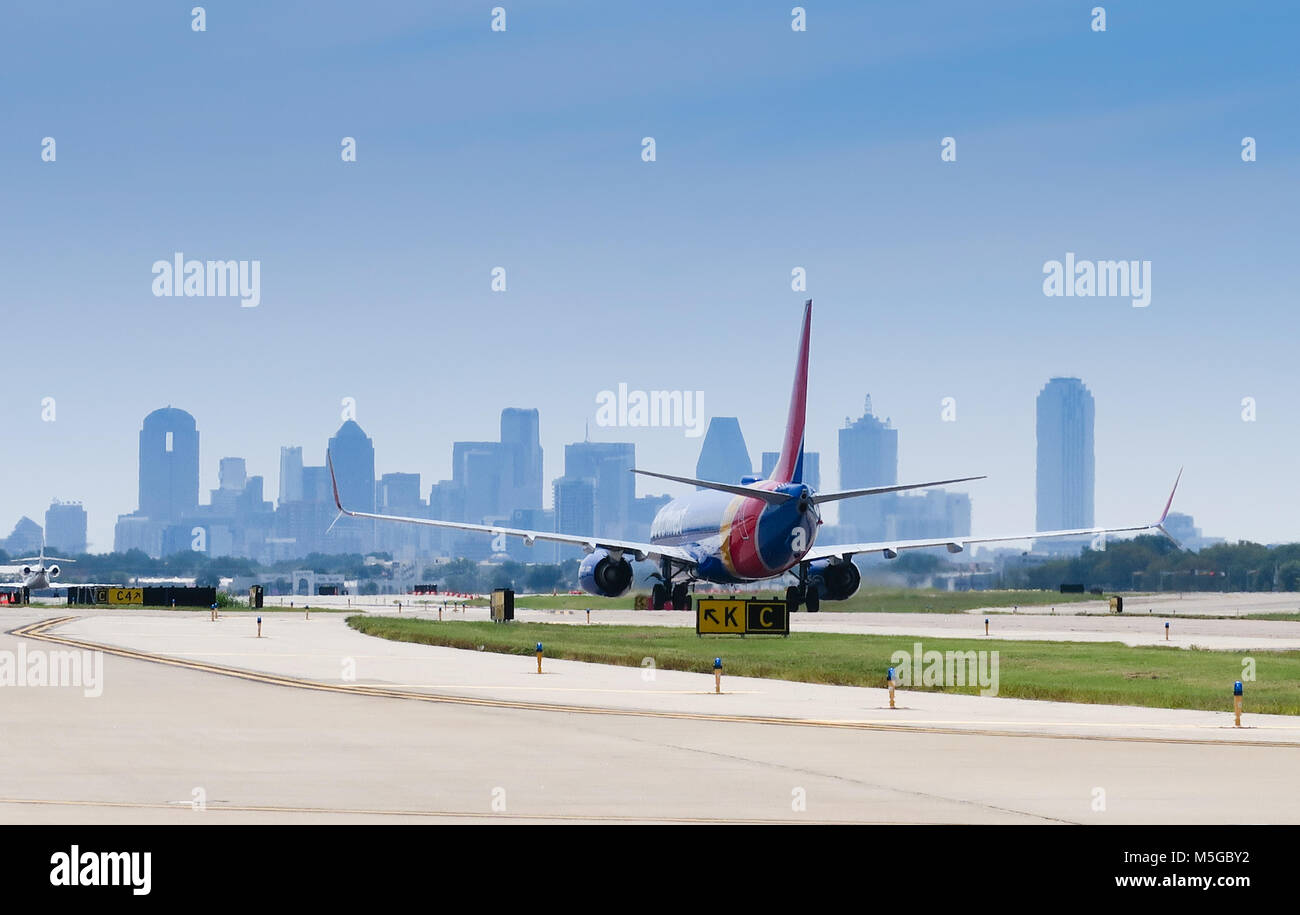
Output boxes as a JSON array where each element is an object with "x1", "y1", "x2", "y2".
[
  {"x1": 629, "y1": 469, "x2": 792, "y2": 505},
  {"x1": 813, "y1": 475, "x2": 986, "y2": 504}
]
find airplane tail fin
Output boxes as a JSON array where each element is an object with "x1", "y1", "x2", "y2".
[{"x1": 769, "y1": 299, "x2": 811, "y2": 484}]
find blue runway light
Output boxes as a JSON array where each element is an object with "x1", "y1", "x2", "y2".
[
  {"x1": 1234, "y1": 681, "x2": 1243, "y2": 696},
  {"x1": 713, "y1": 657, "x2": 722, "y2": 669},
  {"x1": 888, "y1": 666, "x2": 895, "y2": 681},
  {"x1": 536, "y1": 642, "x2": 543, "y2": 652}
]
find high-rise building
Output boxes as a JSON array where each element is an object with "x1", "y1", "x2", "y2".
[
  {"x1": 553, "y1": 475, "x2": 596, "y2": 556},
  {"x1": 837, "y1": 396, "x2": 897, "y2": 540},
  {"x1": 564, "y1": 441, "x2": 635, "y2": 538},
  {"x1": 695, "y1": 417, "x2": 752, "y2": 486},
  {"x1": 328, "y1": 421, "x2": 376, "y2": 513},
  {"x1": 218, "y1": 457, "x2": 247, "y2": 491},
  {"x1": 1036, "y1": 377, "x2": 1095, "y2": 531},
  {"x1": 500, "y1": 407, "x2": 543, "y2": 512},
  {"x1": 138, "y1": 407, "x2": 199, "y2": 524},
  {"x1": 278, "y1": 447, "x2": 303, "y2": 504},
  {"x1": 327, "y1": 420, "x2": 376, "y2": 553},
  {"x1": 45, "y1": 501, "x2": 87, "y2": 554},
  {"x1": 761, "y1": 451, "x2": 821, "y2": 490}
]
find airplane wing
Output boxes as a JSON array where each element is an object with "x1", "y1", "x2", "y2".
[
  {"x1": 328, "y1": 453, "x2": 693, "y2": 564},
  {"x1": 804, "y1": 470, "x2": 1183, "y2": 562}
]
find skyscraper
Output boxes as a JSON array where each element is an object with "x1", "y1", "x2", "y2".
[
  {"x1": 45, "y1": 501, "x2": 87, "y2": 554},
  {"x1": 328, "y1": 421, "x2": 376, "y2": 514},
  {"x1": 564, "y1": 441, "x2": 635, "y2": 538},
  {"x1": 500, "y1": 407, "x2": 543, "y2": 512},
  {"x1": 837, "y1": 396, "x2": 897, "y2": 540},
  {"x1": 761, "y1": 451, "x2": 821, "y2": 490},
  {"x1": 278, "y1": 446, "x2": 303, "y2": 504},
  {"x1": 695, "y1": 417, "x2": 751, "y2": 486},
  {"x1": 1036, "y1": 377, "x2": 1095, "y2": 531},
  {"x1": 138, "y1": 407, "x2": 199, "y2": 524},
  {"x1": 327, "y1": 420, "x2": 376, "y2": 552}
]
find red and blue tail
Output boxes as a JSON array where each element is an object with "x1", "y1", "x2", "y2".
[{"x1": 769, "y1": 299, "x2": 811, "y2": 485}]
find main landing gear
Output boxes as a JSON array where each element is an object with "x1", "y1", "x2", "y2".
[
  {"x1": 651, "y1": 559, "x2": 692, "y2": 611},
  {"x1": 786, "y1": 562, "x2": 820, "y2": 612}
]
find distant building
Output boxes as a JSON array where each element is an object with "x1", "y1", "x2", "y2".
[
  {"x1": 1162, "y1": 512, "x2": 1224, "y2": 553},
  {"x1": 564, "y1": 441, "x2": 635, "y2": 538},
  {"x1": 45, "y1": 501, "x2": 87, "y2": 554},
  {"x1": 114, "y1": 406, "x2": 201, "y2": 556},
  {"x1": 696, "y1": 417, "x2": 752, "y2": 486},
  {"x1": 326, "y1": 420, "x2": 376, "y2": 554},
  {"x1": 553, "y1": 475, "x2": 596, "y2": 559},
  {"x1": 837, "y1": 396, "x2": 897, "y2": 540},
  {"x1": 4, "y1": 517, "x2": 43, "y2": 556},
  {"x1": 761, "y1": 451, "x2": 821, "y2": 490},
  {"x1": 278, "y1": 446, "x2": 303, "y2": 504},
  {"x1": 500, "y1": 408, "x2": 544, "y2": 513},
  {"x1": 885, "y1": 491, "x2": 972, "y2": 541},
  {"x1": 1036, "y1": 377, "x2": 1095, "y2": 532},
  {"x1": 138, "y1": 407, "x2": 200, "y2": 524}
]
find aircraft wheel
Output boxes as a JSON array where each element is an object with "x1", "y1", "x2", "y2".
[
  {"x1": 805, "y1": 588, "x2": 820, "y2": 613},
  {"x1": 785, "y1": 585, "x2": 801, "y2": 612},
  {"x1": 671, "y1": 583, "x2": 690, "y2": 612},
  {"x1": 651, "y1": 583, "x2": 668, "y2": 611}
]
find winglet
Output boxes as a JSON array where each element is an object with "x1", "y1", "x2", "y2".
[
  {"x1": 1153, "y1": 467, "x2": 1183, "y2": 547},
  {"x1": 326, "y1": 450, "x2": 350, "y2": 517},
  {"x1": 1157, "y1": 467, "x2": 1182, "y2": 525}
]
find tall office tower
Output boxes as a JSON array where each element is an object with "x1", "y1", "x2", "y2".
[
  {"x1": 378, "y1": 473, "x2": 422, "y2": 512},
  {"x1": 761, "y1": 451, "x2": 821, "y2": 490},
  {"x1": 837, "y1": 396, "x2": 898, "y2": 541},
  {"x1": 452, "y1": 442, "x2": 510, "y2": 524},
  {"x1": 695, "y1": 417, "x2": 752, "y2": 486},
  {"x1": 500, "y1": 407, "x2": 543, "y2": 512},
  {"x1": 218, "y1": 457, "x2": 247, "y2": 492},
  {"x1": 45, "y1": 501, "x2": 87, "y2": 554},
  {"x1": 138, "y1": 406, "x2": 200, "y2": 524},
  {"x1": 278, "y1": 446, "x2": 303, "y2": 504},
  {"x1": 328, "y1": 421, "x2": 376, "y2": 514},
  {"x1": 326, "y1": 420, "x2": 376, "y2": 553},
  {"x1": 1036, "y1": 377, "x2": 1095, "y2": 531},
  {"x1": 553, "y1": 475, "x2": 596, "y2": 559},
  {"x1": 564, "y1": 441, "x2": 635, "y2": 538}
]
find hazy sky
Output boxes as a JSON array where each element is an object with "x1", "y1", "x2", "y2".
[{"x1": 2, "y1": 1, "x2": 1297, "y2": 552}]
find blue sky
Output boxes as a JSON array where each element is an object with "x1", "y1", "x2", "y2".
[{"x1": 2, "y1": 1, "x2": 1297, "y2": 551}]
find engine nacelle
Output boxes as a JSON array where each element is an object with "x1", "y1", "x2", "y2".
[
  {"x1": 807, "y1": 558, "x2": 862, "y2": 601},
  {"x1": 47, "y1": 565, "x2": 60, "y2": 579},
  {"x1": 21, "y1": 567, "x2": 32, "y2": 577},
  {"x1": 578, "y1": 549, "x2": 634, "y2": 598}
]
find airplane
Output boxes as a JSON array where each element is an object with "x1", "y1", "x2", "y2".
[
  {"x1": 328, "y1": 300, "x2": 1180, "y2": 611},
  {"x1": 0, "y1": 536, "x2": 78, "y2": 592}
]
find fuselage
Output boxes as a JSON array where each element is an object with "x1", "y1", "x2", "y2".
[{"x1": 649, "y1": 481, "x2": 820, "y2": 584}]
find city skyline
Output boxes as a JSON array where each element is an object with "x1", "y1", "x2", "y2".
[{"x1": 1, "y1": 377, "x2": 1213, "y2": 559}]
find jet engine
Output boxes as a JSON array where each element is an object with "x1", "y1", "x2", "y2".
[
  {"x1": 807, "y1": 558, "x2": 861, "y2": 601},
  {"x1": 578, "y1": 549, "x2": 634, "y2": 598},
  {"x1": 47, "y1": 565, "x2": 60, "y2": 579},
  {"x1": 21, "y1": 567, "x2": 32, "y2": 577}
]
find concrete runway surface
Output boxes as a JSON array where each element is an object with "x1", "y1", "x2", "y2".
[{"x1": 3, "y1": 607, "x2": 1298, "y2": 824}]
